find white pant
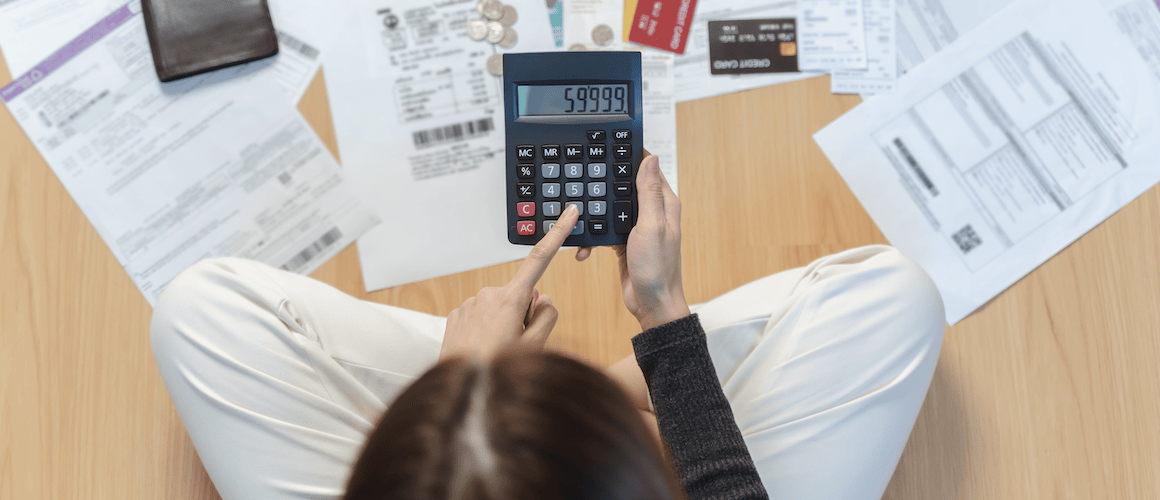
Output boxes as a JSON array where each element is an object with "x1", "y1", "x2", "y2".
[{"x1": 151, "y1": 245, "x2": 945, "y2": 500}]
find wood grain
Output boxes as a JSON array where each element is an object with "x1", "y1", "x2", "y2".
[{"x1": 3, "y1": 50, "x2": 1159, "y2": 499}]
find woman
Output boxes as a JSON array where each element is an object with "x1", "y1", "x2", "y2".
[{"x1": 151, "y1": 155, "x2": 945, "y2": 499}]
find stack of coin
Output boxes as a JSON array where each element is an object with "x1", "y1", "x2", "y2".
[{"x1": 469, "y1": 0, "x2": 521, "y2": 75}]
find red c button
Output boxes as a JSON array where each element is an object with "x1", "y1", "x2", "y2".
[{"x1": 517, "y1": 202, "x2": 536, "y2": 217}]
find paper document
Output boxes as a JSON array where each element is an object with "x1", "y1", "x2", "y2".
[
  {"x1": 673, "y1": 0, "x2": 822, "y2": 103},
  {"x1": 324, "y1": 0, "x2": 556, "y2": 291},
  {"x1": 831, "y1": 0, "x2": 896, "y2": 94},
  {"x1": 814, "y1": 0, "x2": 1160, "y2": 324},
  {"x1": 797, "y1": 0, "x2": 867, "y2": 71},
  {"x1": 1, "y1": 4, "x2": 379, "y2": 305},
  {"x1": 0, "y1": 0, "x2": 347, "y2": 102},
  {"x1": 564, "y1": 0, "x2": 680, "y2": 191}
]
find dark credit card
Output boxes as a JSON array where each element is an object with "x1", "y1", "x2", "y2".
[{"x1": 707, "y1": 18, "x2": 798, "y2": 75}]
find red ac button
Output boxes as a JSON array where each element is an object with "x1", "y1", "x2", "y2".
[
  {"x1": 517, "y1": 202, "x2": 536, "y2": 217},
  {"x1": 517, "y1": 220, "x2": 536, "y2": 235}
]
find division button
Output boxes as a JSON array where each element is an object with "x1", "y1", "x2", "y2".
[
  {"x1": 588, "y1": 163, "x2": 606, "y2": 178},
  {"x1": 517, "y1": 220, "x2": 536, "y2": 236},
  {"x1": 564, "y1": 163, "x2": 584, "y2": 178},
  {"x1": 613, "y1": 129, "x2": 631, "y2": 140},
  {"x1": 517, "y1": 145, "x2": 535, "y2": 160},
  {"x1": 587, "y1": 130, "x2": 606, "y2": 142},
  {"x1": 564, "y1": 201, "x2": 584, "y2": 216},
  {"x1": 612, "y1": 201, "x2": 633, "y2": 234},
  {"x1": 517, "y1": 164, "x2": 534, "y2": 179},
  {"x1": 613, "y1": 163, "x2": 632, "y2": 177},
  {"x1": 565, "y1": 144, "x2": 583, "y2": 160},
  {"x1": 542, "y1": 144, "x2": 560, "y2": 160},
  {"x1": 565, "y1": 182, "x2": 584, "y2": 198},
  {"x1": 588, "y1": 200, "x2": 606, "y2": 216},
  {"x1": 587, "y1": 144, "x2": 606, "y2": 159},
  {"x1": 613, "y1": 143, "x2": 631, "y2": 159},
  {"x1": 542, "y1": 201, "x2": 561, "y2": 217},
  {"x1": 614, "y1": 181, "x2": 632, "y2": 197},
  {"x1": 518, "y1": 183, "x2": 536, "y2": 198},
  {"x1": 587, "y1": 182, "x2": 606, "y2": 197},
  {"x1": 589, "y1": 219, "x2": 607, "y2": 234},
  {"x1": 517, "y1": 202, "x2": 536, "y2": 217},
  {"x1": 542, "y1": 183, "x2": 561, "y2": 198}
]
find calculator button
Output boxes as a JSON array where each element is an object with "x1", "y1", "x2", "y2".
[
  {"x1": 518, "y1": 183, "x2": 536, "y2": 198},
  {"x1": 587, "y1": 130, "x2": 606, "y2": 142},
  {"x1": 570, "y1": 220, "x2": 585, "y2": 235},
  {"x1": 614, "y1": 181, "x2": 633, "y2": 197},
  {"x1": 517, "y1": 220, "x2": 536, "y2": 236},
  {"x1": 517, "y1": 164, "x2": 534, "y2": 179},
  {"x1": 565, "y1": 182, "x2": 584, "y2": 197},
  {"x1": 590, "y1": 219, "x2": 607, "y2": 234},
  {"x1": 613, "y1": 163, "x2": 632, "y2": 178},
  {"x1": 565, "y1": 144, "x2": 583, "y2": 160},
  {"x1": 613, "y1": 130, "x2": 631, "y2": 141},
  {"x1": 542, "y1": 145, "x2": 560, "y2": 160},
  {"x1": 517, "y1": 145, "x2": 535, "y2": 160},
  {"x1": 544, "y1": 221, "x2": 556, "y2": 233},
  {"x1": 517, "y1": 202, "x2": 536, "y2": 217},
  {"x1": 613, "y1": 201, "x2": 633, "y2": 234},
  {"x1": 588, "y1": 200, "x2": 607, "y2": 216},
  {"x1": 613, "y1": 144, "x2": 631, "y2": 159},
  {"x1": 542, "y1": 201, "x2": 561, "y2": 217},
  {"x1": 564, "y1": 163, "x2": 584, "y2": 178},
  {"x1": 542, "y1": 163, "x2": 560, "y2": 178},
  {"x1": 587, "y1": 144, "x2": 606, "y2": 159},
  {"x1": 564, "y1": 201, "x2": 584, "y2": 216},
  {"x1": 588, "y1": 163, "x2": 606, "y2": 178},
  {"x1": 542, "y1": 183, "x2": 561, "y2": 198},
  {"x1": 587, "y1": 182, "x2": 606, "y2": 197}
]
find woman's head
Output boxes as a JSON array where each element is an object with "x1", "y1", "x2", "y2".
[{"x1": 344, "y1": 349, "x2": 683, "y2": 500}]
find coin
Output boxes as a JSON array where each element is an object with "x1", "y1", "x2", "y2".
[
  {"x1": 498, "y1": 5, "x2": 518, "y2": 26},
  {"x1": 499, "y1": 27, "x2": 518, "y2": 48},
  {"x1": 466, "y1": 18, "x2": 489, "y2": 41},
  {"x1": 545, "y1": 0, "x2": 558, "y2": 7},
  {"x1": 480, "y1": 0, "x2": 504, "y2": 20},
  {"x1": 591, "y1": 24, "x2": 614, "y2": 46},
  {"x1": 487, "y1": 53, "x2": 504, "y2": 76},
  {"x1": 486, "y1": 21, "x2": 505, "y2": 43},
  {"x1": 568, "y1": 43, "x2": 587, "y2": 51}
]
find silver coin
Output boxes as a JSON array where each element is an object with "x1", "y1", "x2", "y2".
[
  {"x1": 591, "y1": 24, "x2": 614, "y2": 46},
  {"x1": 567, "y1": 43, "x2": 587, "y2": 51},
  {"x1": 466, "y1": 18, "x2": 489, "y2": 41},
  {"x1": 498, "y1": 5, "x2": 518, "y2": 26},
  {"x1": 487, "y1": 53, "x2": 504, "y2": 76},
  {"x1": 499, "y1": 27, "x2": 518, "y2": 48},
  {"x1": 481, "y1": 0, "x2": 504, "y2": 20},
  {"x1": 486, "y1": 21, "x2": 505, "y2": 43},
  {"x1": 545, "y1": 0, "x2": 558, "y2": 8}
]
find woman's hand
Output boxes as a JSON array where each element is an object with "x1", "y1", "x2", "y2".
[{"x1": 439, "y1": 204, "x2": 580, "y2": 360}]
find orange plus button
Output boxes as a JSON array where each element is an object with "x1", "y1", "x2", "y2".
[
  {"x1": 517, "y1": 202, "x2": 536, "y2": 217},
  {"x1": 517, "y1": 220, "x2": 536, "y2": 236}
]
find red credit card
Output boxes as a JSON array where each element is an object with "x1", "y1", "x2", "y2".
[{"x1": 627, "y1": 0, "x2": 698, "y2": 55}]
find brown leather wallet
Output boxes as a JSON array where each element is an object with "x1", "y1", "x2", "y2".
[{"x1": 141, "y1": 0, "x2": 279, "y2": 82}]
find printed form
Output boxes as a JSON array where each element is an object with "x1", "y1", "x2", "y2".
[
  {"x1": 0, "y1": 4, "x2": 379, "y2": 305},
  {"x1": 797, "y1": 0, "x2": 867, "y2": 70},
  {"x1": 0, "y1": 0, "x2": 347, "y2": 102},
  {"x1": 324, "y1": 0, "x2": 555, "y2": 291},
  {"x1": 814, "y1": 0, "x2": 1160, "y2": 324},
  {"x1": 830, "y1": 0, "x2": 896, "y2": 94},
  {"x1": 672, "y1": 0, "x2": 822, "y2": 103}
]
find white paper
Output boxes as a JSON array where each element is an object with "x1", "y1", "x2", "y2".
[
  {"x1": 797, "y1": 0, "x2": 867, "y2": 71},
  {"x1": 1105, "y1": 0, "x2": 1160, "y2": 81},
  {"x1": 814, "y1": 0, "x2": 1160, "y2": 324},
  {"x1": 831, "y1": 0, "x2": 896, "y2": 94},
  {"x1": 0, "y1": 0, "x2": 347, "y2": 102},
  {"x1": 672, "y1": 0, "x2": 823, "y2": 103},
  {"x1": 563, "y1": 0, "x2": 680, "y2": 191},
  {"x1": 325, "y1": 0, "x2": 556, "y2": 291},
  {"x1": 0, "y1": 4, "x2": 379, "y2": 305}
]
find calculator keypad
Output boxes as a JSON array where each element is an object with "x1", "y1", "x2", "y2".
[{"x1": 512, "y1": 128, "x2": 635, "y2": 244}]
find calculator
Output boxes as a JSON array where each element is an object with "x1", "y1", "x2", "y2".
[{"x1": 503, "y1": 51, "x2": 643, "y2": 246}]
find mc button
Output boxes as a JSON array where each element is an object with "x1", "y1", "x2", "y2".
[{"x1": 517, "y1": 145, "x2": 535, "y2": 160}]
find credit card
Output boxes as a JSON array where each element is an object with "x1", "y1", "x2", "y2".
[
  {"x1": 623, "y1": 0, "x2": 638, "y2": 41},
  {"x1": 707, "y1": 18, "x2": 798, "y2": 75},
  {"x1": 627, "y1": 0, "x2": 698, "y2": 54}
]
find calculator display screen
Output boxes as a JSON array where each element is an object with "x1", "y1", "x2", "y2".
[{"x1": 517, "y1": 84, "x2": 629, "y2": 116}]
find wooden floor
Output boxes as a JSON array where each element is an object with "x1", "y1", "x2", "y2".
[{"x1": 3, "y1": 49, "x2": 1160, "y2": 499}]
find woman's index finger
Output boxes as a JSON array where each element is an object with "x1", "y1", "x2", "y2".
[{"x1": 509, "y1": 204, "x2": 579, "y2": 290}]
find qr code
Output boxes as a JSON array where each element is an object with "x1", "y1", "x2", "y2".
[{"x1": 952, "y1": 225, "x2": 982, "y2": 254}]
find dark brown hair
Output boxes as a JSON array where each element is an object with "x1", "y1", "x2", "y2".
[{"x1": 343, "y1": 349, "x2": 684, "y2": 500}]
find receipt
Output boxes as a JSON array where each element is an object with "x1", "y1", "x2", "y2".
[
  {"x1": 563, "y1": 0, "x2": 680, "y2": 192},
  {"x1": 797, "y1": 0, "x2": 867, "y2": 71},
  {"x1": 831, "y1": 0, "x2": 896, "y2": 94},
  {"x1": 1, "y1": 5, "x2": 379, "y2": 305},
  {"x1": 0, "y1": 0, "x2": 348, "y2": 102},
  {"x1": 325, "y1": 0, "x2": 557, "y2": 291}
]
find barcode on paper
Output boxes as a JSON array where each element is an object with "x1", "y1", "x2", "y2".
[
  {"x1": 276, "y1": 30, "x2": 321, "y2": 60},
  {"x1": 412, "y1": 118, "x2": 493, "y2": 149},
  {"x1": 280, "y1": 227, "x2": 343, "y2": 271},
  {"x1": 952, "y1": 225, "x2": 982, "y2": 254}
]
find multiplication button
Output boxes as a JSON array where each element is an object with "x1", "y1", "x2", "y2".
[{"x1": 613, "y1": 163, "x2": 631, "y2": 178}]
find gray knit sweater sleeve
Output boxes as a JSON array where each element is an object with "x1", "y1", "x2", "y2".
[{"x1": 631, "y1": 314, "x2": 769, "y2": 500}]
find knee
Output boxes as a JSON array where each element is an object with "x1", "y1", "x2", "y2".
[{"x1": 150, "y1": 258, "x2": 253, "y2": 362}]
